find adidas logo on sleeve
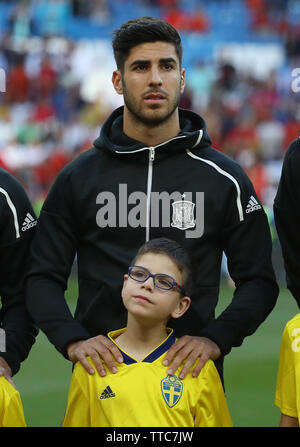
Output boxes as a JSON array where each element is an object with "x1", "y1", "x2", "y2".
[
  {"x1": 21, "y1": 212, "x2": 37, "y2": 231},
  {"x1": 99, "y1": 386, "x2": 116, "y2": 399},
  {"x1": 246, "y1": 196, "x2": 262, "y2": 214}
]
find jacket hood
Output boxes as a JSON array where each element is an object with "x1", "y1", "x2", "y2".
[{"x1": 93, "y1": 106, "x2": 212, "y2": 156}]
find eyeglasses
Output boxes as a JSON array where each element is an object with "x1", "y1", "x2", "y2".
[{"x1": 128, "y1": 265, "x2": 186, "y2": 295}]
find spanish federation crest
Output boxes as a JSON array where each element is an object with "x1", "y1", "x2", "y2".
[
  {"x1": 171, "y1": 194, "x2": 196, "y2": 230},
  {"x1": 161, "y1": 375, "x2": 183, "y2": 408}
]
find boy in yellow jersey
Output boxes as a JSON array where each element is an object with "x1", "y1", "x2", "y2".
[
  {"x1": 62, "y1": 237, "x2": 232, "y2": 427},
  {"x1": 275, "y1": 313, "x2": 300, "y2": 426},
  {"x1": 0, "y1": 377, "x2": 26, "y2": 427}
]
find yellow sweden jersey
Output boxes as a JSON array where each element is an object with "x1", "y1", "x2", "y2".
[
  {"x1": 275, "y1": 313, "x2": 300, "y2": 421},
  {"x1": 62, "y1": 329, "x2": 232, "y2": 427},
  {"x1": 0, "y1": 377, "x2": 26, "y2": 427}
]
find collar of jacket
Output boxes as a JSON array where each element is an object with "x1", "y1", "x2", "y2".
[{"x1": 93, "y1": 106, "x2": 212, "y2": 158}]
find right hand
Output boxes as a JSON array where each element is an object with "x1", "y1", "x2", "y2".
[
  {"x1": 67, "y1": 335, "x2": 124, "y2": 376},
  {"x1": 0, "y1": 357, "x2": 15, "y2": 388}
]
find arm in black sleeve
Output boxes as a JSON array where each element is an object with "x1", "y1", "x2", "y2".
[
  {"x1": 0, "y1": 170, "x2": 38, "y2": 375},
  {"x1": 274, "y1": 139, "x2": 300, "y2": 308},
  {"x1": 200, "y1": 166, "x2": 279, "y2": 356},
  {"x1": 26, "y1": 167, "x2": 91, "y2": 358}
]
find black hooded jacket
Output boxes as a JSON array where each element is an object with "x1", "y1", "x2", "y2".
[
  {"x1": 26, "y1": 107, "x2": 279, "y2": 359},
  {"x1": 274, "y1": 138, "x2": 300, "y2": 308},
  {"x1": 0, "y1": 169, "x2": 38, "y2": 375}
]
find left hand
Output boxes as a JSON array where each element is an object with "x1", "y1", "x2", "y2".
[
  {"x1": 0, "y1": 357, "x2": 15, "y2": 388},
  {"x1": 163, "y1": 336, "x2": 221, "y2": 380}
]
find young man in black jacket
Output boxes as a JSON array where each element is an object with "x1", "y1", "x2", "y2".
[
  {"x1": 274, "y1": 137, "x2": 300, "y2": 309},
  {"x1": 273, "y1": 138, "x2": 300, "y2": 427},
  {"x1": 26, "y1": 17, "x2": 278, "y2": 382},
  {"x1": 0, "y1": 168, "x2": 37, "y2": 384}
]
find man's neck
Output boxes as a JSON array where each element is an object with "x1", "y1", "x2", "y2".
[
  {"x1": 114, "y1": 316, "x2": 169, "y2": 362},
  {"x1": 123, "y1": 108, "x2": 181, "y2": 147}
]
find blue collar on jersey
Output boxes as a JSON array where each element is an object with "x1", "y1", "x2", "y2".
[{"x1": 107, "y1": 329, "x2": 176, "y2": 365}]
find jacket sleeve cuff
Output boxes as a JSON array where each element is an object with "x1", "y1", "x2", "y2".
[
  {"x1": 0, "y1": 353, "x2": 20, "y2": 376},
  {"x1": 199, "y1": 322, "x2": 237, "y2": 357},
  {"x1": 61, "y1": 334, "x2": 92, "y2": 360},
  {"x1": 49, "y1": 324, "x2": 92, "y2": 360}
]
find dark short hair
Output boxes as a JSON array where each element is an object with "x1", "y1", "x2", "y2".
[
  {"x1": 132, "y1": 237, "x2": 193, "y2": 296},
  {"x1": 112, "y1": 16, "x2": 183, "y2": 72}
]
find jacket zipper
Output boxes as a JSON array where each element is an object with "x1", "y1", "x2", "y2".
[
  {"x1": 145, "y1": 147, "x2": 155, "y2": 242},
  {"x1": 114, "y1": 134, "x2": 187, "y2": 241}
]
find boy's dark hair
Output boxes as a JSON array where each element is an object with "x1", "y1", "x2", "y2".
[
  {"x1": 132, "y1": 237, "x2": 193, "y2": 296},
  {"x1": 112, "y1": 16, "x2": 183, "y2": 72}
]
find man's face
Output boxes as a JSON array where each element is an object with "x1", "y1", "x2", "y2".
[{"x1": 113, "y1": 41, "x2": 185, "y2": 126}]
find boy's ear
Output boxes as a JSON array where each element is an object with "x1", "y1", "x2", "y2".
[
  {"x1": 170, "y1": 296, "x2": 191, "y2": 319},
  {"x1": 121, "y1": 273, "x2": 129, "y2": 288},
  {"x1": 121, "y1": 274, "x2": 129, "y2": 298}
]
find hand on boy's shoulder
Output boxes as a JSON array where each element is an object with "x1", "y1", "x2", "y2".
[
  {"x1": 67, "y1": 335, "x2": 124, "y2": 377},
  {"x1": 162, "y1": 336, "x2": 221, "y2": 380},
  {"x1": 0, "y1": 357, "x2": 15, "y2": 388}
]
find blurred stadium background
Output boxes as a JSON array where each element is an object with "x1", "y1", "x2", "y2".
[{"x1": 0, "y1": 0, "x2": 299, "y2": 426}]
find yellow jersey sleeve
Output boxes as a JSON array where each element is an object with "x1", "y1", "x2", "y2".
[
  {"x1": 275, "y1": 315, "x2": 300, "y2": 419},
  {"x1": 62, "y1": 364, "x2": 91, "y2": 427},
  {"x1": 194, "y1": 360, "x2": 232, "y2": 427},
  {"x1": 0, "y1": 377, "x2": 26, "y2": 427}
]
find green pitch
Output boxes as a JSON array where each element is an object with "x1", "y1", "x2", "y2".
[{"x1": 14, "y1": 276, "x2": 299, "y2": 427}]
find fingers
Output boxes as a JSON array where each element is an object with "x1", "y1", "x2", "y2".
[
  {"x1": 0, "y1": 357, "x2": 13, "y2": 380},
  {"x1": 74, "y1": 349, "x2": 101, "y2": 375},
  {"x1": 98, "y1": 335, "x2": 124, "y2": 364},
  {"x1": 164, "y1": 336, "x2": 202, "y2": 378},
  {"x1": 67, "y1": 336, "x2": 124, "y2": 376},
  {"x1": 163, "y1": 336, "x2": 221, "y2": 380},
  {"x1": 87, "y1": 337, "x2": 121, "y2": 376},
  {"x1": 0, "y1": 371, "x2": 16, "y2": 388},
  {"x1": 178, "y1": 351, "x2": 210, "y2": 379},
  {"x1": 0, "y1": 362, "x2": 15, "y2": 388},
  {"x1": 162, "y1": 335, "x2": 192, "y2": 368}
]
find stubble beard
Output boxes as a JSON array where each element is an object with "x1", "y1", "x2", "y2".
[{"x1": 122, "y1": 81, "x2": 182, "y2": 127}]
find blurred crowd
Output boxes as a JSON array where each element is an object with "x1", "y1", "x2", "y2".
[{"x1": 0, "y1": 0, "x2": 299, "y2": 217}]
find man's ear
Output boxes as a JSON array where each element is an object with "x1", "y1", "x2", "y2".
[
  {"x1": 112, "y1": 70, "x2": 123, "y2": 95},
  {"x1": 171, "y1": 296, "x2": 191, "y2": 319},
  {"x1": 180, "y1": 68, "x2": 186, "y2": 93}
]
